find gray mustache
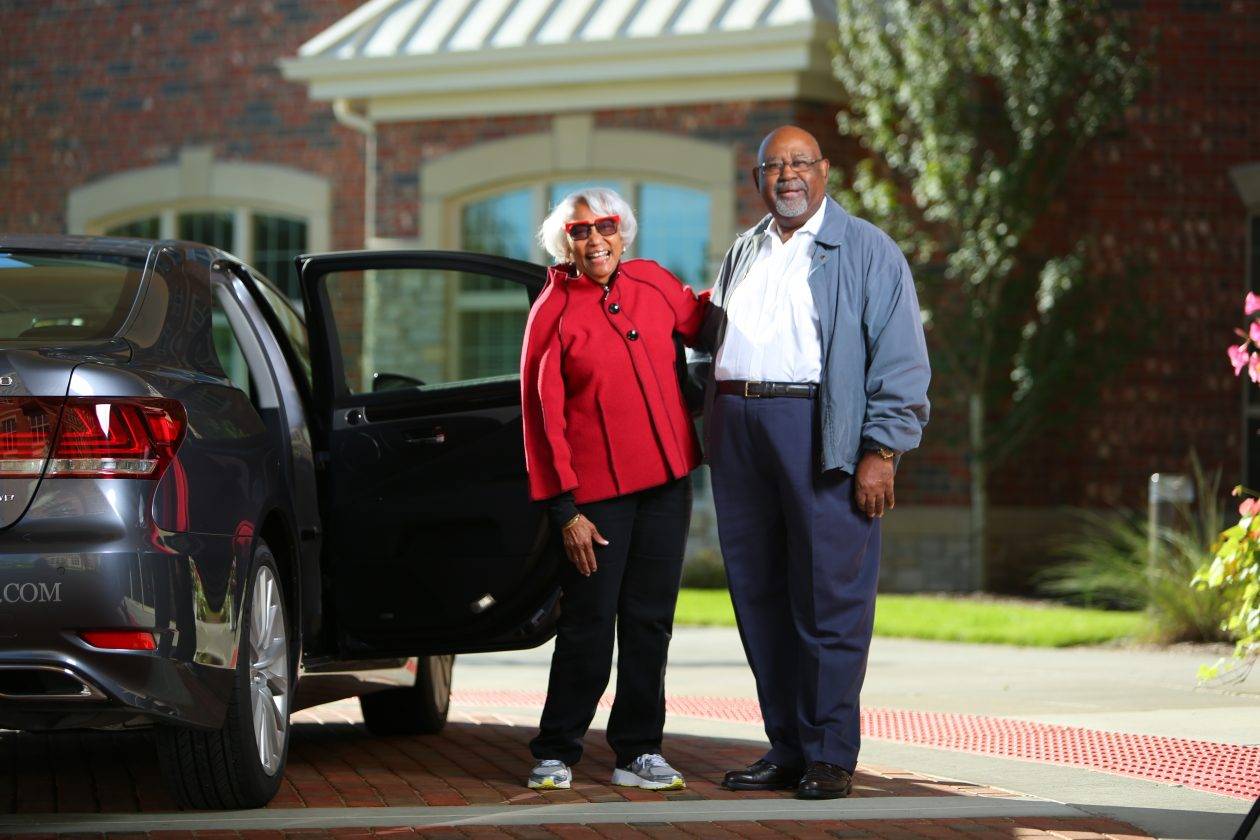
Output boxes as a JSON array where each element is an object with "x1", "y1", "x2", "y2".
[{"x1": 776, "y1": 179, "x2": 806, "y2": 194}]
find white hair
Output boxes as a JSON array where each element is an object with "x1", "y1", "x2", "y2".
[{"x1": 538, "y1": 186, "x2": 638, "y2": 263}]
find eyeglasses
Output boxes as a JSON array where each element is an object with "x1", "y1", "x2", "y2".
[
  {"x1": 758, "y1": 157, "x2": 823, "y2": 177},
  {"x1": 564, "y1": 215, "x2": 620, "y2": 241}
]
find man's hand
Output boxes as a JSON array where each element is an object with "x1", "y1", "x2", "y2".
[
  {"x1": 561, "y1": 514, "x2": 610, "y2": 576},
  {"x1": 854, "y1": 452, "x2": 895, "y2": 519}
]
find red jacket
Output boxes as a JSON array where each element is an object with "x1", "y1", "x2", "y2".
[{"x1": 521, "y1": 259, "x2": 709, "y2": 504}]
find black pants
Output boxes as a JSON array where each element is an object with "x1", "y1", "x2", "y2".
[{"x1": 530, "y1": 476, "x2": 692, "y2": 767}]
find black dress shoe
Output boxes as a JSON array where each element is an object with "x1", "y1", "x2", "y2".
[
  {"x1": 795, "y1": 761, "x2": 854, "y2": 800},
  {"x1": 722, "y1": 759, "x2": 803, "y2": 790}
]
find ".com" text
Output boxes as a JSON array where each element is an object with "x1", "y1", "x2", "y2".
[{"x1": 0, "y1": 582, "x2": 62, "y2": 603}]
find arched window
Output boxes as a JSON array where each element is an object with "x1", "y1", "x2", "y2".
[
  {"x1": 451, "y1": 177, "x2": 716, "y2": 381},
  {"x1": 68, "y1": 148, "x2": 330, "y2": 302}
]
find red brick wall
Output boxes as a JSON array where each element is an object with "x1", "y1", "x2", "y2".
[
  {"x1": 0, "y1": 0, "x2": 365, "y2": 250},
  {"x1": 985, "y1": 0, "x2": 1257, "y2": 509}
]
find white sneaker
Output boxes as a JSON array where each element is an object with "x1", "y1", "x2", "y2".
[
  {"x1": 611, "y1": 753, "x2": 686, "y2": 790},
  {"x1": 527, "y1": 758, "x2": 572, "y2": 790}
]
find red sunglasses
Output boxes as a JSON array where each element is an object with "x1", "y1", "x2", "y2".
[{"x1": 564, "y1": 215, "x2": 620, "y2": 241}]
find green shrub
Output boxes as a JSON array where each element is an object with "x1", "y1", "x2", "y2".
[
  {"x1": 1195, "y1": 490, "x2": 1260, "y2": 679},
  {"x1": 1039, "y1": 461, "x2": 1235, "y2": 643},
  {"x1": 681, "y1": 547, "x2": 727, "y2": 589}
]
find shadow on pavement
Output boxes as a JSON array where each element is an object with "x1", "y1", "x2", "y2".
[{"x1": 1073, "y1": 802, "x2": 1255, "y2": 840}]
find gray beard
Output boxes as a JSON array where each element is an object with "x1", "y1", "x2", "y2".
[{"x1": 773, "y1": 182, "x2": 809, "y2": 217}]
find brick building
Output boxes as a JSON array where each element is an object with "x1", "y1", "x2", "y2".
[{"x1": 2, "y1": 0, "x2": 1257, "y2": 591}]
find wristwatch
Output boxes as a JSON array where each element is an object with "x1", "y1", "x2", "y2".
[{"x1": 869, "y1": 446, "x2": 897, "y2": 461}]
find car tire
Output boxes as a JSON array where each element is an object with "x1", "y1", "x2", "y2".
[
  {"x1": 156, "y1": 540, "x2": 292, "y2": 809},
  {"x1": 360, "y1": 654, "x2": 454, "y2": 735}
]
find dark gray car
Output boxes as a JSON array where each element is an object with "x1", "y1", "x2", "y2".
[{"x1": 0, "y1": 234, "x2": 561, "y2": 809}]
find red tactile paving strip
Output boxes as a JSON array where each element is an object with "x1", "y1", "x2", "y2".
[
  {"x1": 0, "y1": 817, "x2": 1154, "y2": 838},
  {"x1": 453, "y1": 690, "x2": 1260, "y2": 801}
]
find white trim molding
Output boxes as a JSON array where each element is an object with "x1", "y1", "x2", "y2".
[
  {"x1": 67, "y1": 147, "x2": 332, "y2": 252},
  {"x1": 280, "y1": 24, "x2": 839, "y2": 121}
]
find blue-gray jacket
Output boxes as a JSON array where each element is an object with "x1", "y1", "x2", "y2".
[{"x1": 698, "y1": 197, "x2": 931, "y2": 474}]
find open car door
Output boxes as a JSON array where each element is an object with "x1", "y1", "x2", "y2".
[{"x1": 297, "y1": 251, "x2": 560, "y2": 658}]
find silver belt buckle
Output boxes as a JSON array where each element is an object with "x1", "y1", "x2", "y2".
[{"x1": 744, "y1": 380, "x2": 760, "y2": 398}]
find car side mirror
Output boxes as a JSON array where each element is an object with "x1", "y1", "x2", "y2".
[{"x1": 372, "y1": 371, "x2": 425, "y2": 392}]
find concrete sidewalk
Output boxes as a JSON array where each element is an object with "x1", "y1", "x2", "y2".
[
  {"x1": 456, "y1": 627, "x2": 1260, "y2": 744},
  {"x1": 452, "y1": 627, "x2": 1259, "y2": 840}
]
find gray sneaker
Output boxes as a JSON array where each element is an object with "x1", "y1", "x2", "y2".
[
  {"x1": 527, "y1": 758, "x2": 572, "y2": 790},
  {"x1": 611, "y1": 753, "x2": 686, "y2": 790}
]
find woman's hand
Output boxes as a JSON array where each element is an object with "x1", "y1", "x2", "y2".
[{"x1": 562, "y1": 514, "x2": 610, "y2": 576}]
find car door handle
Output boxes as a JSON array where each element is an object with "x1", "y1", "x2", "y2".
[{"x1": 404, "y1": 427, "x2": 446, "y2": 445}]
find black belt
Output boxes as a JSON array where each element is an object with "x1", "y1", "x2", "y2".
[{"x1": 717, "y1": 380, "x2": 818, "y2": 399}]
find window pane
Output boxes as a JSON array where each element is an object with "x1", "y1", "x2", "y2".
[
  {"x1": 252, "y1": 213, "x2": 308, "y2": 300},
  {"x1": 461, "y1": 189, "x2": 534, "y2": 262},
  {"x1": 105, "y1": 217, "x2": 160, "y2": 239},
  {"x1": 548, "y1": 181, "x2": 628, "y2": 209},
  {"x1": 0, "y1": 250, "x2": 145, "y2": 340},
  {"x1": 637, "y1": 184, "x2": 711, "y2": 289},
  {"x1": 459, "y1": 310, "x2": 527, "y2": 380},
  {"x1": 178, "y1": 211, "x2": 234, "y2": 252},
  {"x1": 325, "y1": 267, "x2": 529, "y2": 395},
  {"x1": 251, "y1": 275, "x2": 313, "y2": 394},
  {"x1": 210, "y1": 295, "x2": 252, "y2": 395}
]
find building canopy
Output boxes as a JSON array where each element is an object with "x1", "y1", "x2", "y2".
[{"x1": 281, "y1": 0, "x2": 839, "y2": 119}]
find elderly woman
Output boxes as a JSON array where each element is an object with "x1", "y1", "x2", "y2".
[{"x1": 520, "y1": 187, "x2": 707, "y2": 792}]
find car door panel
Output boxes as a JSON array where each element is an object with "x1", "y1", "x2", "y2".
[{"x1": 298, "y1": 251, "x2": 559, "y2": 658}]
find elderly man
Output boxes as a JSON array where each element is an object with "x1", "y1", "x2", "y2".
[{"x1": 700, "y1": 126, "x2": 930, "y2": 799}]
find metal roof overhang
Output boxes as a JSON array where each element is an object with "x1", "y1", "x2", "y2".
[{"x1": 280, "y1": 23, "x2": 839, "y2": 121}]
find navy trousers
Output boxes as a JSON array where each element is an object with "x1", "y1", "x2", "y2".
[{"x1": 708, "y1": 393, "x2": 880, "y2": 771}]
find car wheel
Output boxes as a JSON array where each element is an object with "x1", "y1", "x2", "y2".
[
  {"x1": 156, "y1": 540, "x2": 292, "y2": 809},
  {"x1": 360, "y1": 654, "x2": 454, "y2": 735}
]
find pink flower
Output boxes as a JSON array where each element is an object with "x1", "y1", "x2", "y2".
[
  {"x1": 1246, "y1": 292, "x2": 1260, "y2": 316},
  {"x1": 1249, "y1": 353, "x2": 1260, "y2": 384},
  {"x1": 1240, "y1": 498, "x2": 1259, "y2": 517},
  {"x1": 1250, "y1": 323, "x2": 1260, "y2": 345},
  {"x1": 1230, "y1": 343, "x2": 1250, "y2": 375}
]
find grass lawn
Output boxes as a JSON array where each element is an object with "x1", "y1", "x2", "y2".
[{"x1": 675, "y1": 589, "x2": 1146, "y2": 647}]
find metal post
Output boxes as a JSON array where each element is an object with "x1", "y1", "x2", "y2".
[{"x1": 1148, "y1": 473, "x2": 1194, "y2": 571}]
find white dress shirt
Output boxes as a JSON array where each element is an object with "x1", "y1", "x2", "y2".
[{"x1": 714, "y1": 201, "x2": 825, "y2": 383}]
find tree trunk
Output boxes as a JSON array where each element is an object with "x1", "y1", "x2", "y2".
[{"x1": 968, "y1": 390, "x2": 988, "y2": 591}]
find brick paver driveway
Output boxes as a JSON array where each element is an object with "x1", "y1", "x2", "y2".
[{"x1": 0, "y1": 700, "x2": 1151, "y2": 839}]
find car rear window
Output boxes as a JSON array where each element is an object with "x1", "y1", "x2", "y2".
[{"x1": 0, "y1": 250, "x2": 146, "y2": 340}]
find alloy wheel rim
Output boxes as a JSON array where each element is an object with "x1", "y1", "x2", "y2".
[{"x1": 249, "y1": 564, "x2": 289, "y2": 776}]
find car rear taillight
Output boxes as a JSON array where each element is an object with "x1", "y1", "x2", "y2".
[
  {"x1": 0, "y1": 397, "x2": 64, "y2": 477},
  {"x1": 0, "y1": 397, "x2": 185, "y2": 480},
  {"x1": 79, "y1": 630, "x2": 157, "y2": 651},
  {"x1": 48, "y1": 398, "x2": 186, "y2": 479}
]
